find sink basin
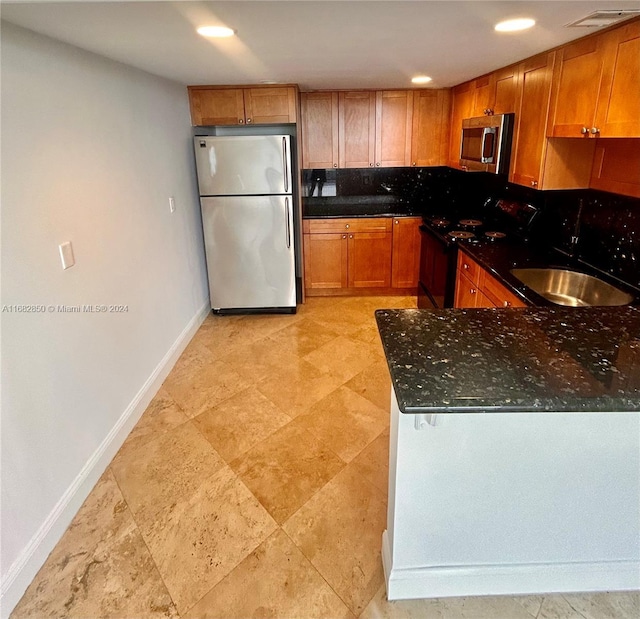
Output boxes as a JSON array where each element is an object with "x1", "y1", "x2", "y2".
[{"x1": 510, "y1": 268, "x2": 633, "y2": 307}]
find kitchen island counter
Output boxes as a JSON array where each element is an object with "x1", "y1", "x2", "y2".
[
  {"x1": 376, "y1": 306, "x2": 640, "y2": 413},
  {"x1": 377, "y1": 306, "x2": 640, "y2": 602}
]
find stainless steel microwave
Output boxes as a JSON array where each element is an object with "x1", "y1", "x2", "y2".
[{"x1": 460, "y1": 113, "x2": 514, "y2": 174}]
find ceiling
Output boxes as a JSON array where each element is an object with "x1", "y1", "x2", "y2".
[{"x1": 2, "y1": 1, "x2": 640, "y2": 89}]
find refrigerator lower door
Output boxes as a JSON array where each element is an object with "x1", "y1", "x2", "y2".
[{"x1": 200, "y1": 195, "x2": 296, "y2": 310}]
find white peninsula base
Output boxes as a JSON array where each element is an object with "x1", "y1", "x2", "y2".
[{"x1": 383, "y1": 390, "x2": 640, "y2": 601}]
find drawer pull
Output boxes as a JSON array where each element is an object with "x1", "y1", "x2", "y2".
[
  {"x1": 345, "y1": 224, "x2": 350, "y2": 229},
  {"x1": 470, "y1": 288, "x2": 477, "y2": 295},
  {"x1": 503, "y1": 301, "x2": 511, "y2": 307},
  {"x1": 463, "y1": 263, "x2": 470, "y2": 270}
]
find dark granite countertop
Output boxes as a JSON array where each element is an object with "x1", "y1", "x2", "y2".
[
  {"x1": 376, "y1": 307, "x2": 640, "y2": 414},
  {"x1": 303, "y1": 196, "x2": 425, "y2": 218}
]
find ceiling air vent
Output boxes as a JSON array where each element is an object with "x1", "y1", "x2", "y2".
[{"x1": 565, "y1": 9, "x2": 640, "y2": 28}]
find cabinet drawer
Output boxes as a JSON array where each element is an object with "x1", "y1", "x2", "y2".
[
  {"x1": 304, "y1": 217, "x2": 392, "y2": 234},
  {"x1": 457, "y1": 251, "x2": 484, "y2": 287},
  {"x1": 483, "y1": 271, "x2": 527, "y2": 308}
]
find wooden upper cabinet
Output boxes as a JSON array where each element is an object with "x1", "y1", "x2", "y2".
[
  {"x1": 492, "y1": 65, "x2": 518, "y2": 115},
  {"x1": 188, "y1": 85, "x2": 298, "y2": 126},
  {"x1": 411, "y1": 89, "x2": 451, "y2": 166},
  {"x1": 595, "y1": 19, "x2": 640, "y2": 137},
  {"x1": 188, "y1": 88, "x2": 245, "y2": 126},
  {"x1": 471, "y1": 74, "x2": 493, "y2": 116},
  {"x1": 244, "y1": 87, "x2": 297, "y2": 124},
  {"x1": 511, "y1": 52, "x2": 556, "y2": 188},
  {"x1": 547, "y1": 36, "x2": 607, "y2": 137},
  {"x1": 338, "y1": 91, "x2": 376, "y2": 167},
  {"x1": 375, "y1": 90, "x2": 414, "y2": 167},
  {"x1": 448, "y1": 81, "x2": 474, "y2": 167},
  {"x1": 301, "y1": 92, "x2": 339, "y2": 168}
]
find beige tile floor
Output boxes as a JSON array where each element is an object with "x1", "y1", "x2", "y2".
[{"x1": 12, "y1": 296, "x2": 639, "y2": 619}]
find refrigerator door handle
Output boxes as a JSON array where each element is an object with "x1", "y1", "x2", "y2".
[
  {"x1": 285, "y1": 197, "x2": 291, "y2": 249},
  {"x1": 282, "y1": 137, "x2": 289, "y2": 193}
]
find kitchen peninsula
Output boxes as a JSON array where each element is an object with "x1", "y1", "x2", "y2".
[{"x1": 376, "y1": 306, "x2": 640, "y2": 601}]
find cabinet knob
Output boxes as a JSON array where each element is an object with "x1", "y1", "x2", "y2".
[
  {"x1": 349, "y1": 234, "x2": 353, "y2": 239},
  {"x1": 531, "y1": 180, "x2": 538, "y2": 187},
  {"x1": 411, "y1": 162, "x2": 416, "y2": 166},
  {"x1": 470, "y1": 288, "x2": 477, "y2": 295},
  {"x1": 369, "y1": 163, "x2": 374, "y2": 167},
  {"x1": 238, "y1": 119, "x2": 244, "y2": 124},
  {"x1": 342, "y1": 234, "x2": 347, "y2": 239},
  {"x1": 375, "y1": 162, "x2": 380, "y2": 167},
  {"x1": 333, "y1": 163, "x2": 338, "y2": 168},
  {"x1": 503, "y1": 301, "x2": 511, "y2": 307},
  {"x1": 246, "y1": 118, "x2": 252, "y2": 123},
  {"x1": 591, "y1": 127, "x2": 600, "y2": 135},
  {"x1": 463, "y1": 263, "x2": 470, "y2": 270},
  {"x1": 580, "y1": 126, "x2": 589, "y2": 135},
  {"x1": 394, "y1": 220, "x2": 399, "y2": 225},
  {"x1": 345, "y1": 224, "x2": 350, "y2": 229}
]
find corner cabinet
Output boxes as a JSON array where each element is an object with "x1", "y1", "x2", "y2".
[
  {"x1": 188, "y1": 85, "x2": 298, "y2": 126},
  {"x1": 454, "y1": 252, "x2": 527, "y2": 309},
  {"x1": 303, "y1": 216, "x2": 421, "y2": 295}
]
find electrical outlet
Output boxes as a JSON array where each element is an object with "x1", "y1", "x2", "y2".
[
  {"x1": 59, "y1": 241, "x2": 75, "y2": 270},
  {"x1": 169, "y1": 196, "x2": 176, "y2": 213}
]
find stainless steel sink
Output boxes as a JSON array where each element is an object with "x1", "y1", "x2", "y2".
[{"x1": 510, "y1": 268, "x2": 633, "y2": 307}]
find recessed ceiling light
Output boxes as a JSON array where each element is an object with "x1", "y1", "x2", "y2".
[
  {"x1": 495, "y1": 18, "x2": 535, "y2": 32},
  {"x1": 411, "y1": 76, "x2": 432, "y2": 85},
  {"x1": 197, "y1": 26, "x2": 236, "y2": 38}
]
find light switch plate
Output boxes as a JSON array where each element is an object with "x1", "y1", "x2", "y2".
[{"x1": 59, "y1": 241, "x2": 75, "y2": 270}]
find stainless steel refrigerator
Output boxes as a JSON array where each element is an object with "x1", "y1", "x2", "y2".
[{"x1": 193, "y1": 135, "x2": 296, "y2": 312}]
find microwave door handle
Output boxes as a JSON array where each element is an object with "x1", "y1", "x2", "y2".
[{"x1": 480, "y1": 127, "x2": 496, "y2": 163}]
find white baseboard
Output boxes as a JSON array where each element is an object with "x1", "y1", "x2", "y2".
[
  {"x1": 0, "y1": 301, "x2": 210, "y2": 619},
  {"x1": 383, "y1": 531, "x2": 640, "y2": 602}
]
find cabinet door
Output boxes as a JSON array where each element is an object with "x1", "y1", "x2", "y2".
[
  {"x1": 348, "y1": 232, "x2": 392, "y2": 288},
  {"x1": 595, "y1": 20, "x2": 640, "y2": 137},
  {"x1": 482, "y1": 272, "x2": 527, "y2": 308},
  {"x1": 511, "y1": 52, "x2": 556, "y2": 188},
  {"x1": 493, "y1": 65, "x2": 518, "y2": 114},
  {"x1": 472, "y1": 74, "x2": 494, "y2": 116},
  {"x1": 411, "y1": 90, "x2": 451, "y2": 166},
  {"x1": 448, "y1": 81, "x2": 475, "y2": 168},
  {"x1": 244, "y1": 87, "x2": 297, "y2": 124},
  {"x1": 188, "y1": 88, "x2": 245, "y2": 126},
  {"x1": 339, "y1": 91, "x2": 376, "y2": 168},
  {"x1": 301, "y1": 92, "x2": 339, "y2": 168},
  {"x1": 391, "y1": 217, "x2": 421, "y2": 288},
  {"x1": 547, "y1": 36, "x2": 606, "y2": 137},
  {"x1": 455, "y1": 271, "x2": 487, "y2": 308},
  {"x1": 303, "y1": 233, "x2": 348, "y2": 290},
  {"x1": 375, "y1": 91, "x2": 413, "y2": 167}
]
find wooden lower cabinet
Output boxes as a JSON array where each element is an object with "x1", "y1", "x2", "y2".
[
  {"x1": 303, "y1": 217, "x2": 420, "y2": 295},
  {"x1": 455, "y1": 251, "x2": 527, "y2": 309}
]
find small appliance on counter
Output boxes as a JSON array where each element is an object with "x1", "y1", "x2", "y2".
[
  {"x1": 418, "y1": 198, "x2": 539, "y2": 309},
  {"x1": 193, "y1": 135, "x2": 297, "y2": 313}
]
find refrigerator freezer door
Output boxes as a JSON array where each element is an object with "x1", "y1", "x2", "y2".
[
  {"x1": 200, "y1": 195, "x2": 296, "y2": 310},
  {"x1": 194, "y1": 135, "x2": 292, "y2": 196}
]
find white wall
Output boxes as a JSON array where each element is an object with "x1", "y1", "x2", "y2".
[{"x1": 0, "y1": 22, "x2": 209, "y2": 615}]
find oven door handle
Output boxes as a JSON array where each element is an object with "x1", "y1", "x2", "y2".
[{"x1": 480, "y1": 127, "x2": 497, "y2": 164}]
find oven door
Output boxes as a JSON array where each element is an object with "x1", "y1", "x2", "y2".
[{"x1": 418, "y1": 226, "x2": 455, "y2": 309}]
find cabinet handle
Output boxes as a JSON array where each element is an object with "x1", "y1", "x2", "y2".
[
  {"x1": 246, "y1": 118, "x2": 252, "y2": 123},
  {"x1": 591, "y1": 127, "x2": 600, "y2": 135},
  {"x1": 470, "y1": 288, "x2": 477, "y2": 295},
  {"x1": 345, "y1": 224, "x2": 350, "y2": 229},
  {"x1": 394, "y1": 220, "x2": 399, "y2": 225},
  {"x1": 375, "y1": 162, "x2": 381, "y2": 167},
  {"x1": 463, "y1": 263, "x2": 470, "y2": 270},
  {"x1": 349, "y1": 234, "x2": 353, "y2": 239},
  {"x1": 503, "y1": 301, "x2": 511, "y2": 307},
  {"x1": 342, "y1": 234, "x2": 347, "y2": 239},
  {"x1": 411, "y1": 162, "x2": 416, "y2": 166},
  {"x1": 238, "y1": 119, "x2": 244, "y2": 124},
  {"x1": 369, "y1": 163, "x2": 374, "y2": 167},
  {"x1": 333, "y1": 163, "x2": 338, "y2": 168},
  {"x1": 580, "y1": 126, "x2": 589, "y2": 135},
  {"x1": 531, "y1": 180, "x2": 538, "y2": 187}
]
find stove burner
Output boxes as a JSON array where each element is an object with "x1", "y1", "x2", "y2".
[
  {"x1": 448, "y1": 230, "x2": 476, "y2": 240},
  {"x1": 485, "y1": 231, "x2": 507, "y2": 240},
  {"x1": 430, "y1": 218, "x2": 450, "y2": 228},
  {"x1": 459, "y1": 219, "x2": 483, "y2": 228}
]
